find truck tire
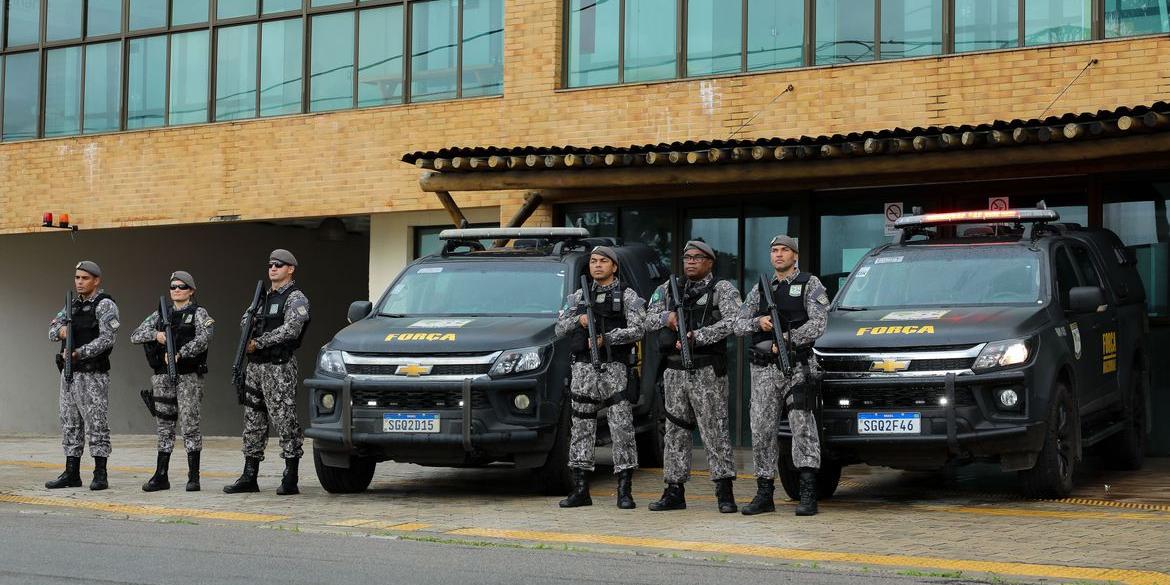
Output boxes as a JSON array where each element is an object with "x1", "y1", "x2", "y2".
[
  {"x1": 636, "y1": 381, "x2": 666, "y2": 468},
  {"x1": 1102, "y1": 366, "x2": 1147, "y2": 471},
  {"x1": 535, "y1": 401, "x2": 574, "y2": 496},
  {"x1": 777, "y1": 440, "x2": 842, "y2": 501},
  {"x1": 1019, "y1": 383, "x2": 1079, "y2": 498},
  {"x1": 313, "y1": 447, "x2": 376, "y2": 494}
]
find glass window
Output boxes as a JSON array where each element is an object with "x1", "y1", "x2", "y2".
[
  {"x1": 564, "y1": 210, "x2": 618, "y2": 238},
  {"x1": 880, "y1": 0, "x2": 943, "y2": 59},
  {"x1": 313, "y1": 0, "x2": 351, "y2": 6},
  {"x1": 218, "y1": 0, "x2": 258, "y2": 20},
  {"x1": 1053, "y1": 248, "x2": 1079, "y2": 308},
  {"x1": 216, "y1": 24, "x2": 258, "y2": 121},
  {"x1": 173, "y1": 0, "x2": 210, "y2": 25},
  {"x1": 622, "y1": 207, "x2": 674, "y2": 266},
  {"x1": 2, "y1": 52, "x2": 39, "y2": 141},
  {"x1": 1024, "y1": 0, "x2": 1091, "y2": 46},
  {"x1": 261, "y1": 18, "x2": 304, "y2": 116},
  {"x1": 47, "y1": 0, "x2": 84, "y2": 42},
  {"x1": 170, "y1": 30, "x2": 211, "y2": 125},
  {"x1": 127, "y1": 35, "x2": 167, "y2": 129},
  {"x1": 462, "y1": 0, "x2": 504, "y2": 97},
  {"x1": 84, "y1": 41, "x2": 122, "y2": 134},
  {"x1": 411, "y1": 0, "x2": 458, "y2": 101},
  {"x1": 687, "y1": 0, "x2": 741, "y2": 77},
  {"x1": 955, "y1": 0, "x2": 1018, "y2": 51},
  {"x1": 1103, "y1": 182, "x2": 1170, "y2": 316},
  {"x1": 358, "y1": 6, "x2": 404, "y2": 107},
  {"x1": 1106, "y1": 0, "x2": 1170, "y2": 37},
  {"x1": 567, "y1": 0, "x2": 619, "y2": 87},
  {"x1": 310, "y1": 12, "x2": 354, "y2": 111},
  {"x1": 87, "y1": 0, "x2": 123, "y2": 36},
  {"x1": 624, "y1": 0, "x2": 677, "y2": 82},
  {"x1": 265, "y1": 0, "x2": 302, "y2": 13},
  {"x1": 815, "y1": 0, "x2": 876, "y2": 65},
  {"x1": 840, "y1": 246, "x2": 1043, "y2": 308},
  {"x1": 381, "y1": 261, "x2": 568, "y2": 316},
  {"x1": 44, "y1": 47, "x2": 84, "y2": 137},
  {"x1": 413, "y1": 223, "x2": 497, "y2": 258},
  {"x1": 7, "y1": 0, "x2": 41, "y2": 46},
  {"x1": 747, "y1": 0, "x2": 804, "y2": 71},
  {"x1": 130, "y1": 0, "x2": 168, "y2": 30}
]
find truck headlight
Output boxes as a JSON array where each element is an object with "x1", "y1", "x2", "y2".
[
  {"x1": 490, "y1": 346, "x2": 544, "y2": 377},
  {"x1": 972, "y1": 338, "x2": 1032, "y2": 372},
  {"x1": 318, "y1": 350, "x2": 347, "y2": 377}
]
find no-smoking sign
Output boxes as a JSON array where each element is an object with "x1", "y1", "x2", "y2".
[
  {"x1": 883, "y1": 202, "x2": 903, "y2": 235},
  {"x1": 989, "y1": 196, "x2": 1010, "y2": 211}
]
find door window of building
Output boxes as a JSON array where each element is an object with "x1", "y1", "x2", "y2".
[
  {"x1": 1104, "y1": 181, "x2": 1170, "y2": 316},
  {"x1": 413, "y1": 223, "x2": 499, "y2": 259}
]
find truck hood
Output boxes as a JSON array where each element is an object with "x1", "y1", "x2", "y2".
[
  {"x1": 818, "y1": 306, "x2": 1050, "y2": 350},
  {"x1": 327, "y1": 315, "x2": 556, "y2": 354}
]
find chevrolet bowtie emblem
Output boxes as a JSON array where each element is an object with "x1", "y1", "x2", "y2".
[
  {"x1": 395, "y1": 364, "x2": 433, "y2": 377},
  {"x1": 871, "y1": 359, "x2": 910, "y2": 373}
]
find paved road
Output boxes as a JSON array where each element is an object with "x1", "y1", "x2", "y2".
[{"x1": 0, "y1": 506, "x2": 963, "y2": 585}]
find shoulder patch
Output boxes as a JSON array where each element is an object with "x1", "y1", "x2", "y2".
[
  {"x1": 651, "y1": 289, "x2": 662, "y2": 302},
  {"x1": 204, "y1": 318, "x2": 215, "y2": 327},
  {"x1": 817, "y1": 293, "x2": 830, "y2": 305},
  {"x1": 108, "y1": 319, "x2": 121, "y2": 330},
  {"x1": 296, "y1": 305, "x2": 308, "y2": 316}
]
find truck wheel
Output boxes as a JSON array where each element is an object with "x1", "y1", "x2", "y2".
[
  {"x1": 1019, "y1": 383, "x2": 1079, "y2": 499},
  {"x1": 636, "y1": 382, "x2": 666, "y2": 468},
  {"x1": 535, "y1": 401, "x2": 574, "y2": 496},
  {"x1": 313, "y1": 447, "x2": 376, "y2": 494},
  {"x1": 777, "y1": 441, "x2": 841, "y2": 500},
  {"x1": 1102, "y1": 366, "x2": 1147, "y2": 471}
]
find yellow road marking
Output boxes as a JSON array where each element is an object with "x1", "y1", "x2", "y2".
[
  {"x1": 448, "y1": 528, "x2": 1170, "y2": 585},
  {"x1": 0, "y1": 492, "x2": 288, "y2": 523},
  {"x1": 0, "y1": 459, "x2": 236, "y2": 478},
  {"x1": 327, "y1": 519, "x2": 430, "y2": 531},
  {"x1": 923, "y1": 505, "x2": 1170, "y2": 522},
  {"x1": 1050, "y1": 498, "x2": 1170, "y2": 514}
]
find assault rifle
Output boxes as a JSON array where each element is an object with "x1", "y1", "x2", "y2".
[
  {"x1": 61, "y1": 291, "x2": 75, "y2": 383},
  {"x1": 232, "y1": 280, "x2": 265, "y2": 407},
  {"x1": 580, "y1": 275, "x2": 602, "y2": 371},
  {"x1": 668, "y1": 275, "x2": 693, "y2": 369},
  {"x1": 159, "y1": 296, "x2": 178, "y2": 386},
  {"x1": 758, "y1": 274, "x2": 794, "y2": 376}
]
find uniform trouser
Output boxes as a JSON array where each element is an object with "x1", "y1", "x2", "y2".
[
  {"x1": 59, "y1": 372, "x2": 112, "y2": 458},
  {"x1": 662, "y1": 365, "x2": 736, "y2": 483},
  {"x1": 567, "y1": 361, "x2": 638, "y2": 473},
  {"x1": 240, "y1": 359, "x2": 304, "y2": 461},
  {"x1": 149, "y1": 372, "x2": 204, "y2": 454},
  {"x1": 748, "y1": 363, "x2": 821, "y2": 477}
]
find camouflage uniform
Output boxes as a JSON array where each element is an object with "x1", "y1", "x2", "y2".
[
  {"x1": 736, "y1": 271, "x2": 829, "y2": 475},
  {"x1": 130, "y1": 305, "x2": 215, "y2": 454},
  {"x1": 645, "y1": 274, "x2": 742, "y2": 484},
  {"x1": 240, "y1": 282, "x2": 309, "y2": 462},
  {"x1": 48, "y1": 292, "x2": 120, "y2": 459},
  {"x1": 555, "y1": 282, "x2": 646, "y2": 473}
]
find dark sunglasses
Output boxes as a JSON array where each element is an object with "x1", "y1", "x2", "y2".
[
  {"x1": 169, "y1": 284, "x2": 191, "y2": 290},
  {"x1": 268, "y1": 261, "x2": 287, "y2": 268}
]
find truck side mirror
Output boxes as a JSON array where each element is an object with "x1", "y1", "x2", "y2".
[
  {"x1": 347, "y1": 301, "x2": 373, "y2": 323},
  {"x1": 1067, "y1": 286, "x2": 1105, "y2": 314}
]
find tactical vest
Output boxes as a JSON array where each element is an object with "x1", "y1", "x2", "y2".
[
  {"x1": 751, "y1": 272, "x2": 811, "y2": 362},
  {"x1": 663, "y1": 278, "x2": 728, "y2": 373},
  {"x1": 570, "y1": 284, "x2": 636, "y2": 364},
  {"x1": 144, "y1": 302, "x2": 209, "y2": 375},
  {"x1": 58, "y1": 292, "x2": 115, "y2": 373},
  {"x1": 252, "y1": 284, "x2": 311, "y2": 364}
]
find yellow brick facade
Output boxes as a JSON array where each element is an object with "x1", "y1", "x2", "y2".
[{"x1": 2, "y1": 0, "x2": 1169, "y2": 235}]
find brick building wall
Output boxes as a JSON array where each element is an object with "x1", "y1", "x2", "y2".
[{"x1": 2, "y1": 0, "x2": 1168, "y2": 234}]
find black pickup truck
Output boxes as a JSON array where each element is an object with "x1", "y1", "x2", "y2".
[
  {"x1": 790, "y1": 207, "x2": 1150, "y2": 498},
  {"x1": 303, "y1": 228, "x2": 668, "y2": 494}
]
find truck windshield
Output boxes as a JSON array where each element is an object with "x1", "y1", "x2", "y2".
[
  {"x1": 379, "y1": 261, "x2": 567, "y2": 317},
  {"x1": 837, "y1": 246, "x2": 1044, "y2": 309}
]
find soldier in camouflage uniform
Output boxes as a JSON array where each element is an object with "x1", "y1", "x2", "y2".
[
  {"x1": 554, "y1": 246, "x2": 646, "y2": 509},
  {"x1": 224, "y1": 249, "x2": 310, "y2": 496},
  {"x1": 644, "y1": 240, "x2": 742, "y2": 513},
  {"x1": 736, "y1": 235, "x2": 829, "y2": 516},
  {"x1": 130, "y1": 271, "x2": 215, "y2": 493},
  {"x1": 46, "y1": 261, "x2": 120, "y2": 491}
]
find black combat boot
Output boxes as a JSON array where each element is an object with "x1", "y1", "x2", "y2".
[
  {"x1": 714, "y1": 477, "x2": 737, "y2": 513},
  {"x1": 794, "y1": 468, "x2": 818, "y2": 516},
  {"x1": 558, "y1": 469, "x2": 592, "y2": 508},
  {"x1": 141, "y1": 452, "x2": 171, "y2": 492},
  {"x1": 616, "y1": 469, "x2": 636, "y2": 510},
  {"x1": 222, "y1": 457, "x2": 260, "y2": 494},
  {"x1": 275, "y1": 457, "x2": 300, "y2": 495},
  {"x1": 45, "y1": 456, "x2": 82, "y2": 489},
  {"x1": 185, "y1": 451, "x2": 201, "y2": 492},
  {"x1": 740, "y1": 478, "x2": 776, "y2": 516},
  {"x1": 648, "y1": 483, "x2": 686, "y2": 511},
  {"x1": 89, "y1": 456, "x2": 108, "y2": 491}
]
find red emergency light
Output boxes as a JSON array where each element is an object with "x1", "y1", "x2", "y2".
[
  {"x1": 895, "y1": 208, "x2": 1059, "y2": 228},
  {"x1": 41, "y1": 212, "x2": 77, "y2": 231}
]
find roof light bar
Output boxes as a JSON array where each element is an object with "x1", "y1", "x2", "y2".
[
  {"x1": 895, "y1": 209, "x2": 1059, "y2": 228},
  {"x1": 438, "y1": 227, "x2": 590, "y2": 241}
]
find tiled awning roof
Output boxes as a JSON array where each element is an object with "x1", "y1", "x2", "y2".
[{"x1": 401, "y1": 102, "x2": 1170, "y2": 173}]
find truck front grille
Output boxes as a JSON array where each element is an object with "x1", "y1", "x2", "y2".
[
  {"x1": 351, "y1": 387, "x2": 491, "y2": 409},
  {"x1": 347, "y1": 363, "x2": 491, "y2": 376},
  {"x1": 824, "y1": 385, "x2": 976, "y2": 409},
  {"x1": 819, "y1": 357, "x2": 975, "y2": 373}
]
